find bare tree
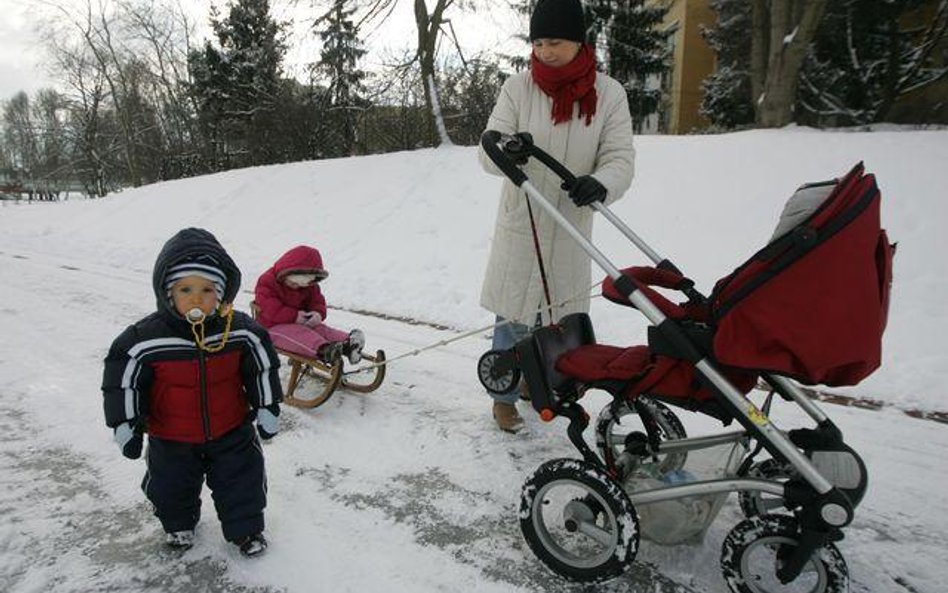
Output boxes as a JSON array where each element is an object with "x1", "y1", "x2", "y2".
[
  {"x1": 357, "y1": 0, "x2": 467, "y2": 145},
  {"x1": 413, "y1": 0, "x2": 456, "y2": 145},
  {"x1": 119, "y1": 0, "x2": 201, "y2": 156},
  {"x1": 32, "y1": 89, "x2": 70, "y2": 192},
  {"x1": 43, "y1": 12, "x2": 118, "y2": 195},
  {"x1": 40, "y1": 1, "x2": 141, "y2": 184},
  {"x1": 750, "y1": 0, "x2": 828, "y2": 127},
  {"x1": 3, "y1": 94, "x2": 37, "y2": 168}
]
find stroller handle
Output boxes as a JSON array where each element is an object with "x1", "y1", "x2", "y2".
[
  {"x1": 479, "y1": 130, "x2": 837, "y2": 498},
  {"x1": 482, "y1": 132, "x2": 637, "y2": 297},
  {"x1": 480, "y1": 131, "x2": 672, "y2": 272}
]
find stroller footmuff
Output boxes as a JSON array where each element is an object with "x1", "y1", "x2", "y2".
[{"x1": 480, "y1": 131, "x2": 886, "y2": 591}]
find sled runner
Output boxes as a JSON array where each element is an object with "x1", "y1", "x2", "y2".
[
  {"x1": 249, "y1": 302, "x2": 386, "y2": 409},
  {"x1": 480, "y1": 130, "x2": 892, "y2": 591}
]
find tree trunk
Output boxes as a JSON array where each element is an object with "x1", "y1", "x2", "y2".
[
  {"x1": 414, "y1": 0, "x2": 453, "y2": 146},
  {"x1": 749, "y1": 0, "x2": 769, "y2": 108},
  {"x1": 753, "y1": 0, "x2": 828, "y2": 127},
  {"x1": 873, "y1": 15, "x2": 903, "y2": 123}
]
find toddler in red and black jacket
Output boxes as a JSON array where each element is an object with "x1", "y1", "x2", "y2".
[{"x1": 102, "y1": 227, "x2": 282, "y2": 557}]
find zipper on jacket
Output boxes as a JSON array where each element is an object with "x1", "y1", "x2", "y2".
[{"x1": 198, "y1": 349, "x2": 212, "y2": 441}]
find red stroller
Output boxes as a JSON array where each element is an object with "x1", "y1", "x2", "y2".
[{"x1": 479, "y1": 131, "x2": 894, "y2": 592}]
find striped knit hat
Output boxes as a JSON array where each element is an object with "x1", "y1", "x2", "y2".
[{"x1": 164, "y1": 253, "x2": 227, "y2": 303}]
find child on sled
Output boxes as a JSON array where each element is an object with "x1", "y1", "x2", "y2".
[{"x1": 254, "y1": 245, "x2": 365, "y2": 365}]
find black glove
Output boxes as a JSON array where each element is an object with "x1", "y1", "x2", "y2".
[
  {"x1": 256, "y1": 404, "x2": 280, "y2": 440},
  {"x1": 568, "y1": 175, "x2": 607, "y2": 207},
  {"x1": 114, "y1": 422, "x2": 144, "y2": 459},
  {"x1": 502, "y1": 132, "x2": 534, "y2": 166}
]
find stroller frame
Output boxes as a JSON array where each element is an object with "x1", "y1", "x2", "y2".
[{"x1": 481, "y1": 131, "x2": 868, "y2": 589}]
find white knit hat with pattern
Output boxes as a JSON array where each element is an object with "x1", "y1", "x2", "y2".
[{"x1": 164, "y1": 254, "x2": 226, "y2": 302}]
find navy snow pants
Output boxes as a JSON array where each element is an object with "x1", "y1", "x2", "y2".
[{"x1": 142, "y1": 422, "x2": 267, "y2": 542}]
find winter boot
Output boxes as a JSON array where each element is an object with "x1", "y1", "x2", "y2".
[
  {"x1": 235, "y1": 533, "x2": 268, "y2": 558},
  {"x1": 319, "y1": 342, "x2": 344, "y2": 364},
  {"x1": 165, "y1": 530, "x2": 195, "y2": 550},
  {"x1": 343, "y1": 329, "x2": 365, "y2": 365},
  {"x1": 492, "y1": 401, "x2": 524, "y2": 434}
]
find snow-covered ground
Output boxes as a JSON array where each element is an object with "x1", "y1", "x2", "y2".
[{"x1": 1, "y1": 128, "x2": 946, "y2": 593}]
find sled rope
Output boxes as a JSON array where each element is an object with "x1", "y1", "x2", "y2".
[
  {"x1": 341, "y1": 281, "x2": 603, "y2": 376},
  {"x1": 524, "y1": 192, "x2": 555, "y2": 325}
]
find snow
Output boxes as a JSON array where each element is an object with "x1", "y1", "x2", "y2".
[
  {"x1": 784, "y1": 26, "x2": 798, "y2": 46},
  {"x1": 1, "y1": 127, "x2": 946, "y2": 593}
]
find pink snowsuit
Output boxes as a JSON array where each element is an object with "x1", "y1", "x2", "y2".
[{"x1": 254, "y1": 246, "x2": 349, "y2": 358}]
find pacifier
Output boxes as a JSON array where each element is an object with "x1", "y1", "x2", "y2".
[{"x1": 186, "y1": 307, "x2": 206, "y2": 323}]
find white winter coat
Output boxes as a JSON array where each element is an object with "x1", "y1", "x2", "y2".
[{"x1": 478, "y1": 70, "x2": 635, "y2": 325}]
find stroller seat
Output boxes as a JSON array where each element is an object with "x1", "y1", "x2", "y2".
[
  {"x1": 554, "y1": 337, "x2": 756, "y2": 422},
  {"x1": 555, "y1": 344, "x2": 652, "y2": 383}
]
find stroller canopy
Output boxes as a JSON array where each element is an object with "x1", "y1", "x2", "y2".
[
  {"x1": 709, "y1": 162, "x2": 894, "y2": 386},
  {"x1": 558, "y1": 162, "x2": 892, "y2": 422}
]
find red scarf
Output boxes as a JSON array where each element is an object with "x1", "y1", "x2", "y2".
[{"x1": 531, "y1": 44, "x2": 598, "y2": 126}]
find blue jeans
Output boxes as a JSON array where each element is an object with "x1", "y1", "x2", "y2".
[{"x1": 489, "y1": 315, "x2": 537, "y2": 404}]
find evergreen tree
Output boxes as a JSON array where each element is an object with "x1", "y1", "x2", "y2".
[
  {"x1": 512, "y1": 0, "x2": 669, "y2": 130},
  {"x1": 439, "y1": 58, "x2": 508, "y2": 144},
  {"x1": 603, "y1": 1, "x2": 669, "y2": 131},
  {"x1": 700, "y1": 0, "x2": 754, "y2": 128},
  {"x1": 584, "y1": 0, "x2": 614, "y2": 48},
  {"x1": 315, "y1": 0, "x2": 368, "y2": 156},
  {"x1": 188, "y1": 0, "x2": 286, "y2": 168},
  {"x1": 799, "y1": 0, "x2": 948, "y2": 126}
]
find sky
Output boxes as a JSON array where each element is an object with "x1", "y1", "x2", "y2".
[
  {"x1": 0, "y1": 0, "x2": 524, "y2": 100},
  {"x1": 0, "y1": 127, "x2": 946, "y2": 593}
]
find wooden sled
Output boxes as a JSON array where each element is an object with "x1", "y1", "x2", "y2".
[{"x1": 249, "y1": 302, "x2": 386, "y2": 409}]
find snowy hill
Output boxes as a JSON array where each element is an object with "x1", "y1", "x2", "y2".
[{"x1": 1, "y1": 128, "x2": 946, "y2": 593}]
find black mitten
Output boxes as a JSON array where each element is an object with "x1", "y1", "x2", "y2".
[
  {"x1": 568, "y1": 175, "x2": 607, "y2": 207},
  {"x1": 502, "y1": 132, "x2": 534, "y2": 165}
]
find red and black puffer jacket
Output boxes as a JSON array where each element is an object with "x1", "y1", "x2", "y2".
[{"x1": 102, "y1": 228, "x2": 283, "y2": 443}]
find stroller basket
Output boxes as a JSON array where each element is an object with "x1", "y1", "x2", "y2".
[{"x1": 625, "y1": 439, "x2": 747, "y2": 545}]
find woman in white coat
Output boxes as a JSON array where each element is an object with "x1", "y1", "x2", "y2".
[{"x1": 478, "y1": 0, "x2": 635, "y2": 433}]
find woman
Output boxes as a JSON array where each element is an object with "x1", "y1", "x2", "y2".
[{"x1": 478, "y1": 0, "x2": 635, "y2": 433}]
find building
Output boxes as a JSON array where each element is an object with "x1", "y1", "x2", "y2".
[{"x1": 648, "y1": 0, "x2": 717, "y2": 134}]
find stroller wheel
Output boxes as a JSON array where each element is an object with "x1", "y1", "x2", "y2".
[
  {"x1": 738, "y1": 458, "x2": 795, "y2": 518},
  {"x1": 477, "y1": 349, "x2": 521, "y2": 395},
  {"x1": 595, "y1": 398, "x2": 687, "y2": 475},
  {"x1": 520, "y1": 458, "x2": 639, "y2": 583},
  {"x1": 721, "y1": 515, "x2": 849, "y2": 593}
]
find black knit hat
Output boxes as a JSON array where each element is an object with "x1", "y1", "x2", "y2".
[{"x1": 529, "y1": 0, "x2": 586, "y2": 43}]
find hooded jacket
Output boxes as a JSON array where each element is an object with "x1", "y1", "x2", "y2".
[
  {"x1": 477, "y1": 69, "x2": 635, "y2": 324},
  {"x1": 102, "y1": 228, "x2": 282, "y2": 443},
  {"x1": 254, "y1": 245, "x2": 329, "y2": 328}
]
